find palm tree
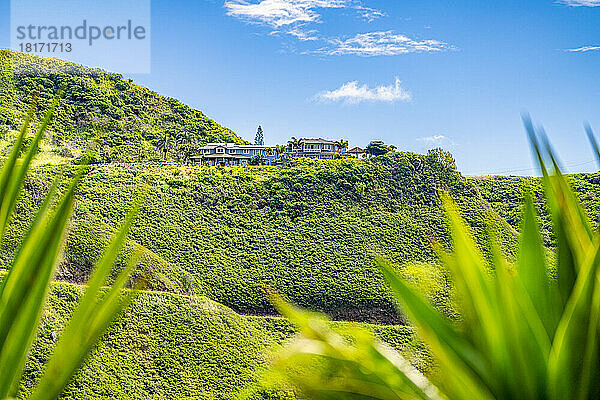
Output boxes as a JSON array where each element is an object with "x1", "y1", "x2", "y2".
[
  {"x1": 334, "y1": 139, "x2": 349, "y2": 153},
  {"x1": 156, "y1": 134, "x2": 173, "y2": 161},
  {"x1": 290, "y1": 137, "x2": 303, "y2": 151},
  {"x1": 176, "y1": 131, "x2": 197, "y2": 147},
  {"x1": 178, "y1": 143, "x2": 198, "y2": 165},
  {"x1": 275, "y1": 144, "x2": 286, "y2": 156}
]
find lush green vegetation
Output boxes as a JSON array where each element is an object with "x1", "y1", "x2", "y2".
[
  {"x1": 19, "y1": 281, "x2": 423, "y2": 400},
  {"x1": 0, "y1": 51, "x2": 244, "y2": 164},
  {"x1": 0, "y1": 87, "x2": 430, "y2": 399},
  {"x1": 0, "y1": 91, "x2": 147, "y2": 400},
  {"x1": 8, "y1": 53, "x2": 600, "y2": 400},
  {"x1": 267, "y1": 121, "x2": 600, "y2": 400},
  {"x1": 469, "y1": 173, "x2": 600, "y2": 247},
  {"x1": 2, "y1": 151, "x2": 516, "y2": 324}
]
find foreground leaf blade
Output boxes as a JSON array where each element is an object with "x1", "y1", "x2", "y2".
[
  {"x1": 375, "y1": 256, "x2": 492, "y2": 400},
  {"x1": 29, "y1": 190, "x2": 148, "y2": 400},
  {"x1": 268, "y1": 291, "x2": 444, "y2": 400}
]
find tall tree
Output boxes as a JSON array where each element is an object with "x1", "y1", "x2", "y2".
[
  {"x1": 255, "y1": 125, "x2": 264, "y2": 145},
  {"x1": 177, "y1": 131, "x2": 197, "y2": 146},
  {"x1": 364, "y1": 141, "x2": 392, "y2": 157},
  {"x1": 156, "y1": 134, "x2": 173, "y2": 161},
  {"x1": 290, "y1": 137, "x2": 303, "y2": 151},
  {"x1": 275, "y1": 144, "x2": 285, "y2": 156}
]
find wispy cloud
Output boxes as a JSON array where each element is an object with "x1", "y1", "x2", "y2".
[
  {"x1": 355, "y1": 6, "x2": 386, "y2": 22},
  {"x1": 567, "y1": 45, "x2": 600, "y2": 52},
  {"x1": 287, "y1": 28, "x2": 320, "y2": 41},
  {"x1": 224, "y1": 0, "x2": 350, "y2": 27},
  {"x1": 315, "y1": 77, "x2": 412, "y2": 104},
  {"x1": 224, "y1": 2, "x2": 450, "y2": 57},
  {"x1": 417, "y1": 135, "x2": 454, "y2": 148},
  {"x1": 313, "y1": 31, "x2": 453, "y2": 56},
  {"x1": 558, "y1": 0, "x2": 600, "y2": 6}
]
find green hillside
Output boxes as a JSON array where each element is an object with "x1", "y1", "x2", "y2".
[
  {"x1": 5, "y1": 52, "x2": 588, "y2": 398},
  {"x1": 4, "y1": 152, "x2": 516, "y2": 325},
  {"x1": 469, "y1": 173, "x2": 600, "y2": 247},
  {"x1": 0, "y1": 51, "x2": 244, "y2": 163},
  {"x1": 18, "y1": 281, "x2": 423, "y2": 400}
]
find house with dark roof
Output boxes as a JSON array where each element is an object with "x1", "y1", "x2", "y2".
[
  {"x1": 284, "y1": 138, "x2": 347, "y2": 160},
  {"x1": 190, "y1": 143, "x2": 276, "y2": 166}
]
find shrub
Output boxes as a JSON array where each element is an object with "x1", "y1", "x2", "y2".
[
  {"x1": 0, "y1": 92, "x2": 145, "y2": 400},
  {"x1": 267, "y1": 117, "x2": 600, "y2": 400}
]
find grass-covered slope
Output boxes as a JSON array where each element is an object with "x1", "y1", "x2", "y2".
[
  {"x1": 19, "y1": 282, "x2": 422, "y2": 400},
  {"x1": 0, "y1": 51, "x2": 244, "y2": 163},
  {"x1": 469, "y1": 173, "x2": 600, "y2": 247},
  {"x1": 6, "y1": 152, "x2": 516, "y2": 324}
]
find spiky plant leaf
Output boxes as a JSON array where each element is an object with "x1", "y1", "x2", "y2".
[
  {"x1": 29, "y1": 189, "x2": 149, "y2": 400},
  {"x1": 268, "y1": 117, "x2": 600, "y2": 400},
  {"x1": 268, "y1": 290, "x2": 445, "y2": 400},
  {"x1": 0, "y1": 92, "x2": 148, "y2": 399}
]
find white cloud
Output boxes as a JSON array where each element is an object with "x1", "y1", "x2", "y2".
[
  {"x1": 224, "y1": 2, "x2": 449, "y2": 57},
  {"x1": 287, "y1": 28, "x2": 320, "y2": 41},
  {"x1": 355, "y1": 6, "x2": 386, "y2": 22},
  {"x1": 315, "y1": 77, "x2": 412, "y2": 104},
  {"x1": 417, "y1": 135, "x2": 454, "y2": 148},
  {"x1": 314, "y1": 31, "x2": 452, "y2": 56},
  {"x1": 224, "y1": 0, "x2": 350, "y2": 27},
  {"x1": 567, "y1": 45, "x2": 600, "y2": 52},
  {"x1": 558, "y1": 0, "x2": 600, "y2": 6}
]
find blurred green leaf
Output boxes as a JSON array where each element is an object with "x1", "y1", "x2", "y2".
[
  {"x1": 268, "y1": 116, "x2": 600, "y2": 400},
  {"x1": 0, "y1": 91, "x2": 148, "y2": 399}
]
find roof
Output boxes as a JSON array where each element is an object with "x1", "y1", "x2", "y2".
[
  {"x1": 348, "y1": 147, "x2": 364, "y2": 153},
  {"x1": 198, "y1": 143, "x2": 273, "y2": 150},
  {"x1": 288, "y1": 138, "x2": 337, "y2": 144},
  {"x1": 191, "y1": 153, "x2": 254, "y2": 159}
]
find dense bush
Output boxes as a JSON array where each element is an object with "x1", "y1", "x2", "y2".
[
  {"x1": 0, "y1": 51, "x2": 244, "y2": 163},
  {"x1": 19, "y1": 282, "x2": 421, "y2": 400},
  {"x1": 3, "y1": 154, "x2": 516, "y2": 323},
  {"x1": 469, "y1": 173, "x2": 600, "y2": 247}
]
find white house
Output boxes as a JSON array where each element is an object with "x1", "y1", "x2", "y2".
[{"x1": 190, "y1": 143, "x2": 276, "y2": 166}]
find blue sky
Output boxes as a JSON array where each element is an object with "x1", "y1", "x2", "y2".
[{"x1": 1, "y1": 0, "x2": 600, "y2": 175}]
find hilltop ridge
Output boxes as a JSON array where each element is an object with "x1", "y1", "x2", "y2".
[{"x1": 0, "y1": 51, "x2": 245, "y2": 163}]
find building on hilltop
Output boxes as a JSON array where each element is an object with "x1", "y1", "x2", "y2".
[
  {"x1": 347, "y1": 147, "x2": 365, "y2": 159},
  {"x1": 284, "y1": 138, "x2": 347, "y2": 160},
  {"x1": 190, "y1": 143, "x2": 276, "y2": 166},
  {"x1": 190, "y1": 137, "x2": 352, "y2": 166}
]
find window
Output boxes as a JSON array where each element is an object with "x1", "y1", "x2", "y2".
[{"x1": 216, "y1": 148, "x2": 224, "y2": 154}]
